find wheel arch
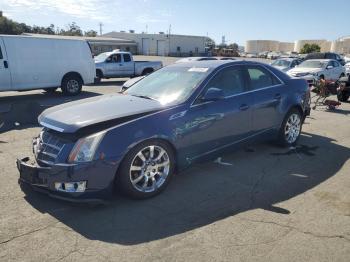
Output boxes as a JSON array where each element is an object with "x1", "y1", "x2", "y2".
[
  {"x1": 96, "y1": 69, "x2": 104, "y2": 78},
  {"x1": 142, "y1": 67, "x2": 154, "y2": 75},
  {"x1": 113, "y1": 136, "x2": 178, "y2": 183},
  {"x1": 61, "y1": 71, "x2": 84, "y2": 85}
]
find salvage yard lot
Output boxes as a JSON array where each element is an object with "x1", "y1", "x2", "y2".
[{"x1": 0, "y1": 58, "x2": 350, "y2": 261}]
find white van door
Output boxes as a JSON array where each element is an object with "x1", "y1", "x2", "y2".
[{"x1": 0, "y1": 38, "x2": 11, "y2": 90}]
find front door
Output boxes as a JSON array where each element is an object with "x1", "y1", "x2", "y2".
[
  {"x1": 178, "y1": 66, "x2": 253, "y2": 160},
  {"x1": 105, "y1": 54, "x2": 123, "y2": 77},
  {"x1": 0, "y1": 38, "x2": 11, "y2": 90},
  {"x1": 246, "y1": 65, "x2": 285, "y2": 133}
]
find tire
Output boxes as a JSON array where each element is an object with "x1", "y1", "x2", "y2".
[
  {"x1": 141, "y1": 68, "x2": 154, "y2": 76},
  {"x1": 43, "y1": 87, "x2": 58, "y2": 93},
  {"x1": 337, "y1": 91, "x2": 349, "y2": 102},
  {"x1": 277, "y1": 108, "x2": 303, "y2": 147},
  {"x1": 61, "y1": 75, "x2": 82, "y2": 96},
  {"x1": 116, "y1": 140, "x2": 175, "y2": 199},
  {"x1": 95, "y1": 70, "x2": 103, "y2": 84}
]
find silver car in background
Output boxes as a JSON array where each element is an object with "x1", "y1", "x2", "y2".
[{"x1": 271, "y1": 58, "x2": 302, "y2": 72}]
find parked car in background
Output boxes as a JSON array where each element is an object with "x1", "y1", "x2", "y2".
[
  {"x1": 17, "y1": 60, "x2": 310, "y2": 202},
  {"x1": 345, "y1": 62, "x2": 350, "y2": 77},
  {"x1": 258, "y1": 51, "x2": 269, "y2": 58},
  {"x1": 304, "y1": 52, "x2": 345, "y2": 66},
  {"x1": 271, "y1": 58, "x2": 302, "y2": 72},
  {"x1": 0, "y1": 34, "x2": 95, "y2": 95},
  {"x1": 267, "y1": 52, "x2": 281, "y2": 60},
  {"x1": 344, "y1": 55, "x2": 350, "y2": 64},
  {"x1": 246, "y1": 53, "x2": 258, "y2": 58},
  {"x1": 287, "y1": 59, "x2": 346, "y2": 86},
  {"x1": 175, "y1": 57, "x2": 217, "y2": 63},
  {"x1": 94, "y1": 50, "x2": 162, "y2": 82}
]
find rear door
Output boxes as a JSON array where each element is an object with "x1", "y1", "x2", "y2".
[
  {"x1": 246, "y1": 65, "x2": 285, "y2": 133},
  {"x1": 121, "y1": 53, "x2": 134, "y2": 76},
  {"x1": 332, "y1": 60, "x2": 343, "y2": 79},
  {"x1": 0, "y1": 38, "x2": 11, "y2": 90}
]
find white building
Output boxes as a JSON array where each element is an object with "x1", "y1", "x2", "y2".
[{"x1": 103, "y1": 31, "x2": 213, "y2": 56}]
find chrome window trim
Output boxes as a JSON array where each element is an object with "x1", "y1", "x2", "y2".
[
  {"x1": 190, "y1": 63, "x2": 247, "y2": 107},
  {"x1": 190, "y1": 63, "x2": 286, "y2": 108}
]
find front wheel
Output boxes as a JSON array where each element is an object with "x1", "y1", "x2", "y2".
[
  {"x1": 337, "y1": 91, "x2": 349, "y2": 102},
  {"x1": 277, "y1": 109, "x2": 302, "y2": 147},
  {"x1": 116, "y1": 140, "x2": 175, "y2": 199}
]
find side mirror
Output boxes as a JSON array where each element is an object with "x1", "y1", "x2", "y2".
[
  {"x1": 201, "y1": 88, "x2": 224, "y2": 101},
  {"x1": 326, "y1": 65, "x2": 333, "y2": 70}
]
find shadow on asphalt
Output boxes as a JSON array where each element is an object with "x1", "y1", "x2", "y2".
[
  {"x1": 21, "y1": 132, "x2": 350, "y2": 245},
  {"x1": 0, "y1": 90, "x2": 101, "y2": 133}
]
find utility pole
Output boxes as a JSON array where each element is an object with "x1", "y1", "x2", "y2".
[
  {"x1": 168, "y1": 24, "x2": 171, "y2": 56},
  {"x1": 99, "y1": 22, "x2": 103, "y2": 36}
]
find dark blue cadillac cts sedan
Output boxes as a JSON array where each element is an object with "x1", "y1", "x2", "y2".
[{"x1": 17, "y1": 60, "x2": 311, "y2": 202}]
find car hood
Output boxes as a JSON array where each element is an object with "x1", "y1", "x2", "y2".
[
  {"x1": 287, "y1": 67, "x2": 322, "y2": 75},
  {"x1": 38, "y1": 94, "x2": 165, "y2": 134}
]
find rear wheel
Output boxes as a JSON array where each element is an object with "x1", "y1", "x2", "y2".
[
  {"x1": 61, "y1": 75, "x2": 82, "y2": 96},
  {"x1": 277, "y1": 108, "x2": 302, "y2": 147},
  {"x1": 95, "y1": 70, "x2": 103, "y2": 84},
  {"x1": 141, "y1": 68, "x2": 154, "y2": 76},
  {"x1": 116, "y1": 140, "x2": 175, "y2": 199},
  {"x1": 337, "y1": 91, "x2": 349, "y2": 102}
]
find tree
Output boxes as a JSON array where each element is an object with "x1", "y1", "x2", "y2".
[
  {"x1": 59, "y1": 22, "x2": 83, "y2": 36},
  {"x1": 84, "y1": 30, "x2": 97, "y2": 37},
  {"x1": 300, "y1": 43, "x2": 321, "y2": 54},
  {"x1": 227, "y1": 43, "x2": 239, "y2": 52}
]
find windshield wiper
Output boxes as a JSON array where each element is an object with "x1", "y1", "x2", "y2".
[{"x1": 130, "y1": 94, "x2": 156, "y2": 101}]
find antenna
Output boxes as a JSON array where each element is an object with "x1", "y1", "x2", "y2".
[{"x1": 99, "y1": 22, "x2": 104, "y2": 36}]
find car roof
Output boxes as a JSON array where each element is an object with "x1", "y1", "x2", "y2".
[
  {"x1": 169, "y1": 59, "x2": 265, "y2": 69},
  {"x1": 302, "y1": 59, "x2": 332, "y2": 62}
]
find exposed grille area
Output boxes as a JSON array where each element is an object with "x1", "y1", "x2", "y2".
[{"x1": 33, "y1": 130, "x2": 65, "y2": 165}]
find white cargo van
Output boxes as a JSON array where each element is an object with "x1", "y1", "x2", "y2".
[{"x1": 0, "y1": 35, "x2": 95, "y2": 95}]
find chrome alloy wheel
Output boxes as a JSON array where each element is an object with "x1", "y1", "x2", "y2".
[
  {"x1": 129, "y1": 145, "x2": 170, "y2": 193},
  {"x1": 284, "y1": 113, "x2": 301, "y2": 144},
  {"x1": 67, "y1": 79, "x2": 80, "y2": 93}
]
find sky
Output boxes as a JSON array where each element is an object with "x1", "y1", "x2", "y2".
[{"x1": 1, "y1": 0, "x2": 349, "y2": 45}]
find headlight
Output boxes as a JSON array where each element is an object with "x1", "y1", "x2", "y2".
[{"x1": 68, "y1": 132, "x2": 105, "y2": 163}]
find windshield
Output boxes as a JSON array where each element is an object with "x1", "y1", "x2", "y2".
[
  {"x1": 94, "y1": 52, "x2": 110, "y2": 62},
  {"x1": 299, "y1": 60, "x2": 327, "y2": 68},
  {"x1": 271, "y1": 59, "x2": 291, "y2": 67},
  {"x1": 125, "y1": 66, "x2": 210, "y2": 105}
]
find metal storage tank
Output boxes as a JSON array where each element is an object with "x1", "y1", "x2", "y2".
[
  {"x1": 294, "y1": 39, "x2": 331, "y2": 52},
  {"x1": 245, "y1": 40, "x2": 279, "y2": 53}
]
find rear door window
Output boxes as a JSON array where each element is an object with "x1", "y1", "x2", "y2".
[
  {"x1": 123, "y1": 54, "x2": 131, "y2": 62},
  {"x1": 205, "y1": 66, "x2": 246, "y2": 97},
  {"x1": 247, "y1": 66, "x2": 281, "y2": 90},
  {"x1": 0, "y1": 46, "x2": 3, "y2": 59}
]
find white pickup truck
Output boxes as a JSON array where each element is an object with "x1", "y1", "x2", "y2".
[{"x1": 94, "y1": 51, "x2": 162, "y2": 82}]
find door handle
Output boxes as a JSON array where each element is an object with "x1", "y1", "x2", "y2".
[
  {"x1": 3, "y1": 61, "x2": 8, "y2": 68},
  {"x1": 274, "y1": 94, "x2": 281, "y2": 100},
  {"x1": 239, "y1": 104, "x2": 249, "y2": 111}
]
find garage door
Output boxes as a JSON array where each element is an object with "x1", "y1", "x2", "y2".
[
  {"x1": 142, "y1": 38, "x2": 150, "y2": 55},
  {"x1": 157, "y1": 40, "x2": 166, "y2": 56}
]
